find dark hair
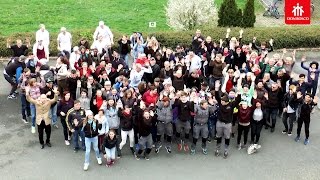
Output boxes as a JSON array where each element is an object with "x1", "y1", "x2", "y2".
[
  {"x1": 61, "y1": 91, "x2": 72, "y2": 104},
  {"x1": 310, "y1": 61, "x2": 319, "y2": 69},
  {"x1": 299, "y1": 74, "x2": 306, "y2": 78}
]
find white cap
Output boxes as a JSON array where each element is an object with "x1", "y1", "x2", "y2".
[
  {"x1": 99, "y1": 21, "x2": 104, "y2": 26},
  {"x1": 60, "y1": 27, "x2": 66, "y2": 32},
  {"x1": 86, "y1": 110, "x2": 93, "y2": 117}
]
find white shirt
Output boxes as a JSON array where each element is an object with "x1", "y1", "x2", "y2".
[
  {"x1": 57, "y1": 32, "x2": 72, "y2": 52},
  {"x1": 69, "y1": 52, "x2": 80, "y2": 70},
  {"x1": 94, "y1": 114, "x2": 109, "y2": 135},
  {"x1": 129, "y1": 67, "x2": 152, "y2": 88},
  {"x1": 93, "y1": 25, "x2": 114, "y2": 46},
  {"x1": 36, "y1": 29, "x2": 50, "y2": 47},
  {"x1": 91, "y1": 40, "x2": 108, "y2": 54},
  {"x1": 187, "y1": 55, "x2": 202, "y2": 73}
]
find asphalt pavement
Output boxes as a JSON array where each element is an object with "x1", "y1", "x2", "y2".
[{"x1": 0, "y1": 52, "x2": 320, "y2": 180}]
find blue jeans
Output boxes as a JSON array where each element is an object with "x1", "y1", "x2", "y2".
[
  {"x1": 30, "y1": 103, "x2": 36, "y2": 127},
  {"x1": 85, "y1": 136, "x2": 100, "y2": 164},
  {"x1": 49, "y1": 104, "x2": 58, "y2": 125},
  {"x1": 20, "y1": 94, "x2": 30, "y2": 119},
  {"x1": 105, "y1": 147, "x2": 116, "y2": 160},
  {"x1": 208, "y1": 115, "x2": 217, "y2": 138},
  {"x1": 120, "y1": 54, "x2": 129, "y2": 66},
  {"x1": 73, "y1": 129, "x2": 85, "y2": 149}
]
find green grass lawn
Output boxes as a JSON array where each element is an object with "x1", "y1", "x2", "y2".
[{"x1": 0, "y1": 0, "x2": 264, "y2": 36}]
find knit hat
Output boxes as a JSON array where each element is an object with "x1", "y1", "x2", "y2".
[{"x1": 86, "y1": 110, "x2": 93, "y2": 117}]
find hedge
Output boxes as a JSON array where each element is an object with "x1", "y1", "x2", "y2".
[{"x1": 1, "y1": 26, "x2": 320, "y2": 57}]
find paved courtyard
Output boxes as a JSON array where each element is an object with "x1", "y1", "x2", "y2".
[{"x1": 0, "y1": 52, "x2": 320, "y2": 180}]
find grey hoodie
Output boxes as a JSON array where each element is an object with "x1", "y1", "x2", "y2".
[
  {"x1": 156, "y1": 100, "x2": 174, "y2": 124},
  {"x1": 194, "y1": 104, "x2": 216, "y2": 124}
]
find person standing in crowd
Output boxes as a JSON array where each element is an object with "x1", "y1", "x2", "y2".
[
  {"x1": 95, "y1": 109, "x2": 109, "y2": 153},
  {"x1": 155, "y1": 96, "x2": 174, "y2": 154},
  {"x1": 215, "y1": 81, "x2": 241, "y2": 158},
  {"x1": 118, "y1": 35, "x2": 131, "y2": 65},
  {"x1": 66, "y1": 100, "x2": 87, "y2": 152},
  {"x1": 25, "y1": 86, "x2": 59, "y2": 149},
  {"x1": 118, "y1": 105, "x2": 135, "y2": 157},
  {"x1": 19, "y1": 68, "x2": 39, "y2": 123},
  {"x1": 57, "y1": 91, "x2": 74, "y2": 146},
  {"x1": 103, "y1": 129, "x2": 118, "y2": 167},
  {"x1": 191, "y1": 97, "x2": 216, "y2": 155},
  {"x1": 135, "y1": 110, "x2": 157, "y2": 160},
  {"x1": 174, "y1": 91, "x2": 194, "y2": 152},
  {"x1": 40, "y1": 78, "x2": 59, "y2": 129},
  {"x1": 82, "y1": 110, "x2": 102, "y2": 171},
  {"x1": 237, "y1": 101, "x2": 252, "y2": 150},
  {"x1": 265, "y1": 82, "x2": 282, "y2": 132},
  {"x1": 7, "y1": 38, "x2": 30, "y2": 57},
  {"x1": 36, "y1": 24, "x2": 50, "y2": 49},
  {"x1": 4, "y1": 55, "x2": 26, "y2": 99},
  {"x1": 76, "y1": 80, "x2": 92, "y2": 110},
  {"x1": 281, "y1": 85, "x2": 301, "y2": 136},
  {"x1": 57, "y1": 27, "x2": 72, "y2": 53},
  {"x1": 295, "y1": 93, "x2": 318, "y2": 145},
  {"x1": 300, "y1": 56, "x2": 319, "y2": 97},
  {"x1": 33, "y1": 39, "x2": 49, "y2": 63},
  {"x1": 93, "y1": 21, "x2": 114, "y2": 48}
]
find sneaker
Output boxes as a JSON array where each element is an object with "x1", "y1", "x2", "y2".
[
  {"x1": 68, "y1": 136, "x2": 71, "y2": 141},
  {"x1": 40, "y1": 144, "x2": 44, "y2": 149},
  {"x1": 74, "y1": 147, "x2": 79, "y2": 153},
  {"x1": 215, "y1": 150, "x2": 220, "y2": 157},
  {"x1": 237, "y1": 143, "x2": 242, "y2": 150},
  {"x1": 178, "y1": 143, "x2": 182, "y2": 151},
  {"x1": 183, "y1": 144, "x2": 189, "y2": 152},
  {"x1": 223, "y1": 151, "x2": 229, "y2": 159},
  {"x1": 46, "y1": 142, "x2": 52, "y2": 147},
  {"x1": 53, "y1": 124, "x2": 59, "y2": 129},
  {"x1": 31, "y1": 126, "x2": 36, "y2": 134},
  {"x1": 97, "y1": 158, "x2": 102, "y2": 165},
  {"x1": 190, "y1": 148, "x2": 195, "y2": 155},
  {"x1": 83, "y1": 163, "x2": 89, "y2": 171},
  {"x1": 65, "y1": 140, "x2": 70, "y2": 146},
  {"x1": 213, "y1": 136, "x2": 218, "y2": 141},
  {"x1": 165, "y1": 146, "x2": 172, "y2": 153},
  {"x1": 135, "y1": 153, "x2": 140, "y2": 160},
  {"x1": 287, "y1": 132, "x2": 292, "y2": 136},
  {"x1": 207, "y1": 137, "x2": 212, "y2": 143},
  {"x1": 282, "y1": 130, "x2": 287, "y2": 134},
  {"x1": 270, "y1": 128, "x2": 275, "y2": 133},
  {"x1": 294, "y1": 136, "x2": 300, "y2": 142},
  {"x1": 304, "y1": 139, "x2": 309, "y2": 145},
  {"x1": 155, "y1": 144, "x2": 162, "y2": 153},
  {"x1": 144, "y1": 154, "x2": 150, "y2": 160},
  {"x1": 21, "y1": 119, "x2": 28, "y2": 124},
  {"x1": 7, "y1": 94, "x2": 16, "y2": 99},
  {"x1": 79, "y1": 137, "x2": 82, "y2": 142},
  {"x1": 202, "y1": 148, "x2": 208, "y2": 155}
]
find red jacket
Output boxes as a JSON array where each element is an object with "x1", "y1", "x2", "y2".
[
  {"x1": 238, "y1": 106, "x2": 253, "y2": 124},
  {"x1": 142, "y1": 90, "x2": 158, "y2": 107}
]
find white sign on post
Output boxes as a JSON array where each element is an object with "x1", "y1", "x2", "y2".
[{"x1": 149, "y1": 22, "x2": 157, "y2": 28}]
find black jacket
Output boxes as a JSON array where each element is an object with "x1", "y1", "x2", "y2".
[
  {"x1": 174, "y1": 100, "x2": 194, "y2": 122},
  {"x1": 83, "y1": 120, "x2": 102, "y2": 138},
  {"x1": 103, "y1": 135, "x2": 118, "y2": 149},
  {"x1": 282, "y1": 92, "x2": 302, "y2": 110},
  {"x1": 118, "y1": 110, "x2": 134, "y2": 131}
]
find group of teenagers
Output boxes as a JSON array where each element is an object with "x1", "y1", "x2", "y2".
[{"x1": 4, "y1": 24, "x2": 319, "y2": 171}]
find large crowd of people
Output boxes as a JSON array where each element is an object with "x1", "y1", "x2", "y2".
[{"x1": 3, "y1": 22, "x2": 319, "y2": 171}]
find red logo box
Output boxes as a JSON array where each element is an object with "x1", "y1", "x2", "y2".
[{"x1": 285, "y1": 0, "x2": 311, "y2": 24}]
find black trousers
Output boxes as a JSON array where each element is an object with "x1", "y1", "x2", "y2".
[
  {"x1": 37, "y1": 120, "x2": 51, "y2": 144},
  {"x1": 237, "y1": 124, "x2": 250, "y2": 145},
  {"x1": 251, "y1": 120, "x2": 263, "y2": 144},
  {"x1": 297, "y1": 117, "x2": 310, "y2": 139},
  {"x1": 60, "y1": 116, "x2": 68, "y2": 141}
]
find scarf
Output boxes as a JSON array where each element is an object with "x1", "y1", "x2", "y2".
[{"x1": 88, "y1": 119, "x2": 96, "y2": 130}]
